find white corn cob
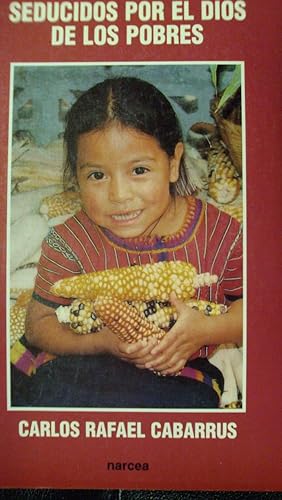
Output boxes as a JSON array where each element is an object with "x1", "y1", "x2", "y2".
[
  {"x1": 56, "y1": 298, "x2": 227, "y2": 338},
  {"x1": 132, "y1": 298, "x2": 227, "y2": 331},
  {"x1": 69, "y1": 299, "x2": 103, "y2": 334},
  {"x1": 51, "y1": 261, "x2": 218, "y2": 302},
  {"x1": 131, "y1": 300, "x2": 176, "y2": 331},
  {"x1": 186, "y1": 299, "x2": 228, "y2": 315}
]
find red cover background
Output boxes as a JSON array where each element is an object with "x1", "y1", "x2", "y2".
[{"x1": 0, "y1": 0, "x2": 281, "y2": 491}]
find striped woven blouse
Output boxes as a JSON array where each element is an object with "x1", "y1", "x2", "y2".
[{"x1": 34, "y1": 196, "x2": 243, "y2": 309}]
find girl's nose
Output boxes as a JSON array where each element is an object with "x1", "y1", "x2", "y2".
[{"x1": 108, "y1": 175, "x2": 132, "y2": 203}]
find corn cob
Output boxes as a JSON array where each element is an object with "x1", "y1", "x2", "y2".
[
  {"x1": 40, "y1": 191, "x2": 81, "y2": 219},
  {"x1": 208, "y1": 140, "x2": 241, "y2": 204},
  {"x1": 51, "y1": 261, "x2": 218, "y2": 302},
  {"x1": 69, "y1": 299, "x2": 103, "y2": 334},
  {"x1": 93, "y1": 297, "x2": 165, "y2": 343},
  {"x1": 56, "y1": 298, "x2": 228, "y2": 338},
  {"x1": 208, "y1": 167, "x2": 241, "y2": 205},
  {"x1": 10, "y1": 305, "x2": 26, "y2": 346},
  {"x1": 132, "y1": 300, "x2": 175, "y2": 331},
  {"x1": 208, "y1": 140, "x2": 234, "y2": 171},
  {"x1": 132, "y1": 299, "x2": 227, "y2": 330},
  {"x1": 56, "y1": 300, "x2": 164, "y2": 335},
  {"x1": 219, "y1": 204, "x2": 243, "y2": 224},
  {"x1": 186, "y1": 299, "x2": 228, "y2": 315},
  {"x1": 14, "y1": 289, "x2": 33, "y2": 307}
]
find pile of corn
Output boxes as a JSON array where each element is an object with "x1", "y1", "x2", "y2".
[
  {"x1": 53, "y1": 261, "x2": 225, "y2": 343},
  {"x1": 208, "y1": 140, "x2": 241, "y2": 204},
  {"x1": 51, "y1": 261, "x2": 218, "y2": 303}
]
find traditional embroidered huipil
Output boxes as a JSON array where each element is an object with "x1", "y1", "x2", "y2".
[{"x1": 33, "y1": 196, "x2": 243, "y2": 359}]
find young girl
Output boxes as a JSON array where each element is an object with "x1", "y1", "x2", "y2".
[{"x1": 12, "y1": 77, "x2": 243, "y2": 408}]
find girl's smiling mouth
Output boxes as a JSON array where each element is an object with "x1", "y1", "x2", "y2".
[{"x1": 110, "y1": 209, "x2": 142, "y2": 223}]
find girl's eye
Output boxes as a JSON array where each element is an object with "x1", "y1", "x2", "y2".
[
  {"x1": 133, "y1": 166, "x2": 149, "y2": 175},
  {"x1": 88, "y1": 171, "x2": 104, "y2": 181}
]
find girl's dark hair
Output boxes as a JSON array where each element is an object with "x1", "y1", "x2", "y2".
[{"x1": 64, "y1": 76, "x2": 193, "y2": 195}]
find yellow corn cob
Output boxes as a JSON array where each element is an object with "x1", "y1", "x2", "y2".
[
  {"x1": 40, "y1": 191, "x2": 81, "y2": 219},
  {"x1": 51, "y1": 261, "x2": 218, "y2": 302},
  {"x1": 208, "y1": 140, "x2": 241, "y2": 204},
  {"x1": 10, "y1": 287, "x2": 33, "y2": 301},
  {"x1": 10, "y1": 305, "x2": 26, "y2": 346},
  {"x1": 208, "y1": 140, "x2": 234, "y2": 171},
  {"x1": 15, "y1": 289, "x2": 33, "y2": 307},
  {"x1": 94, "y1": 297, "x2": 165, "y2": 343},
  {"x1": 219, "y1": 204, "x2": 243, "y2": 224},
  {"x1": 208, "y1": 167, "x2": 241, "y2": 205}
]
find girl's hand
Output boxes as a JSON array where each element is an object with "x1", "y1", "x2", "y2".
[
  {"x1": 100, "y1": 327, "x2": 159, "y2": 368},
  {"x1": 99, "y1": 294, "x2": 242, "y2": 375},
  {"x1": 144, "y1": 293, "x2": 207, "y2": 376}
]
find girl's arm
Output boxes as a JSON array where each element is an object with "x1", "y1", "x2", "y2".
[
  {"x1": 139, "y1": 294, "x2": 243, "y2": 375},
  {"x1": 25, "y1": 298, "x2": 157, "y2": 361}
]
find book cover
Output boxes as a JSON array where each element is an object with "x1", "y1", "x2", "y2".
[{"x1": 0, "y1": 0, "x2": 281, "y2": 492}]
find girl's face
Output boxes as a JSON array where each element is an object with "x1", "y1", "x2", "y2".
[{"x1": 76, "y1": 123, "x2": 183, "y2": 239}]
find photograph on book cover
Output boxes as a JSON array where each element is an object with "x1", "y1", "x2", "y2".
[
  {"x1": 8, "y1": 61, "x2": 245, "y2": 413},
  {"x1": 0, "y1": 0, "x2": 281, "y2": 493}
]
